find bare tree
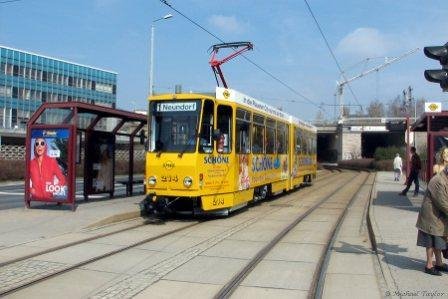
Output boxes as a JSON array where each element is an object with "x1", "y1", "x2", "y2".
[
  {"x1": 387, "y1": 95, "x2": 406, "y2": 117},
  {"x1": 367, "y1": 100, "x2": 385, "y2": 117}
]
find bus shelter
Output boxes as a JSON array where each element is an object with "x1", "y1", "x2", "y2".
[
  {"x1": 411, "y1": 111, "x2": 448, "y2": 182},
  {"x1": 25, "y1": 102, "x2": 147, "y2": 210}
]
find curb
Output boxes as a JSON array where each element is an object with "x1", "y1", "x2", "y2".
[{"x1": 366, "y1": 175, "x2": 399, "y2": 296}]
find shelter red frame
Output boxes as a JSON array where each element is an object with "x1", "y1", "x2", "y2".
[
  {"x1": 25, "y1": 101, "x2": 147, "y2": 210},
  {"x1": 411, "y1": 110, "x2": 448, "y2": 182}
]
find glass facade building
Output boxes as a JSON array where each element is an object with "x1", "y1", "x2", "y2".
[{"x1": 0, "y1": 45, "x2": 117, "y2": 130}]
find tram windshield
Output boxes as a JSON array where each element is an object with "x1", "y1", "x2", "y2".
[{"x1": 149, "y1": 100, "x2": 201, "y2": 153}]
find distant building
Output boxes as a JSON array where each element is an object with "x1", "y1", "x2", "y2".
[{"x1": 0, "y1": 45, "x2": 117, "y2": 144}]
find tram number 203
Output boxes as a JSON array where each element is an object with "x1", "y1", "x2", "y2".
[{"x1": 212, "y1": 197, "x2": 225, "y2": 206}]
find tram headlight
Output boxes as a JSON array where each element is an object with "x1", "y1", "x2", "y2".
[
  {"x1": 183, "y1": 176, "x2": 193, "y2": 188},
  {"x1": 147, "y1": 176, "x2": 157, "y2": 186}
]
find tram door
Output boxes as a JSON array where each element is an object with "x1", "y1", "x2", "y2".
[
  {"x1": 216, "y1": 105, "x2": 233, "y2": 195},
  {"x1": 216, "y1": 105, "x2": 232, "y2": 154}
]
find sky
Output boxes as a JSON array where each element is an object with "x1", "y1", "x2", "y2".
[{"x1": 1, "y1": 0, "x2": 447, "y2": 122}]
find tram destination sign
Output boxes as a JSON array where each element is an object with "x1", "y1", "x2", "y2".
[{"x1": 156, "y1": 102, "x2": 197, "y2": 112}]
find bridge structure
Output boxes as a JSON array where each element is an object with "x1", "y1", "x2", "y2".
[{"x1": 315, "y1": 117, "x2": 419, "y2": 162}]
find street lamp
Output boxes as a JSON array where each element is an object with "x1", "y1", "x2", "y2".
[{"x1": 149, "y1": 14, "x2": 173, "y2": 97}]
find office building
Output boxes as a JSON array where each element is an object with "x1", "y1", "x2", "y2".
[{"x1": 0, "y1": 45, "x2": 117, "y2": 134}]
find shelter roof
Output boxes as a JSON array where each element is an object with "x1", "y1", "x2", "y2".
[
  {"x1": 411, "y1": 111, "x2": 448, "y2": 132},
  {"x1": 28, "y1": 101, "x2": 147, "y2": 136}
]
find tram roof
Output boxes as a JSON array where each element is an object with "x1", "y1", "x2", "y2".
[
  {"x1": 215, "y1": 87, "x2": 316, "y2": 131},
  {"x1": 149, "y1": 88, "x2": 316, "y2": 132}
]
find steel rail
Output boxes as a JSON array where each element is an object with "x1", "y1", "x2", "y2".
[
  {"x1": 310, "y1": 172, "x2": 374, "y2": 299},
  {"x1": 0, "y1": 169, "x2": 334, "y2": 269},
  {"x1": 0, "y1": 221, "x2": 200, "y2": 297},
  {"x1": 0, "y1": 169, "x2": 342, "y2": 296},
  {"x1": 214, "y1": 170, "x2": 363, "y2": 298}
]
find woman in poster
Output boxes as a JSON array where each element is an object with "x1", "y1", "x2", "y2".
[{"x1": 29, "y1": 137, "x2": 67, "y2": 200}]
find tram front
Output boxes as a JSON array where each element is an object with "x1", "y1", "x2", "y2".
[{"x1": 143, "y1": 93, "x2": 234, "y2": 215}]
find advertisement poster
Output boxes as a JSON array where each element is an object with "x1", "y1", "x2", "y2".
[
  {"x1": 85, "y1": 131, "x2": 115, "y2": 194},
  {"x1": 29, "y1": 128, "x2": 70, "y2": 201}
]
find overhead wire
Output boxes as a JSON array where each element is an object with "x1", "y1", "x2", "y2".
[
  {"x1": 0, "y1": 0, "x2": 21, "y2": 3},
  {"x1": 159, "y1": 0, "x2": 331, "y2": 118},
  {"x1": 303, "y1": 0, "x2": 363, "y2": 111}
]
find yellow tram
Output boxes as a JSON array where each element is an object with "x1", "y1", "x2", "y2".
[{"x1": 143, "y1": 87, "x2": 317, "y2": 215}]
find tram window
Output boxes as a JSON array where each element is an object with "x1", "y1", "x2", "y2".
[
  {"x1": 277, "y1": 122, "x2": 287, "y2": 154},
  {"x1": 295, "y1": 128, "x2": 302, "y2": 154},
  {"x1": 266, "y1": 118, "x2": 276, "y2": 154},
  {"x1": 217, "y1": 105, "x2": 232, "y2": 154},
  {"x1": 149, "y1": 100, "x2": 200, "y2": 153},
  {"x1": 199, "y1": 100, "x2": 214, "y2": 153},
  {"x1": 236, "y1": 109, "x2": 251, "y2": 154},
  {"x1": 303, "y1": 132, "x2": 309, "y2": 155},
  {"x1": 252, "y1": 114, "x2": 265, "y2": 154}
]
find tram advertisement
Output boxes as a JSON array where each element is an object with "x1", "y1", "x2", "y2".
[
  {"x1": 85, "y1": 131, "x2": 115, "y2": 194},
  {"x1": 28, "y1": 128, "x2": 70, "y2": 202}
]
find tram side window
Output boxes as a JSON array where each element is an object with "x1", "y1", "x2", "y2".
[
  {"x1": 295, "y1": 128, "x2": 302, "y2": 154},
  {"x1": 303, "y1": 132, "x2": 310, "y2": 155},
  {"x1": 236, "y1": 109, "x2": 251, "y2": 154},
  {"x1": 217, "y1": 105, "x2": 232, "y2": 154},
  {"x1": 252, "y1": 114, "x2": 265, "y2": 154},
  {"x1": 311, "y1": 135, "x2": 316, "y2": 155},
  {"x1": 265, "y1": 118, "x2": 276, "y2": 154},
  {"x1": 199, "y1": 100, "x2": 214, "y2": 153},
  {"x1": 277, "y1": 122, "x2": 287, "y2": 154}
]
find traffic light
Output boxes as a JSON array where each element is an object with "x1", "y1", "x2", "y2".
[{"x1": 424, "y1": 43, "x2": 448, "y2": 91}]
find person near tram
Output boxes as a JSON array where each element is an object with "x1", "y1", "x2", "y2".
[
  {"x1": 393, "y1": 153, "x2": 403, "y2": 181},
  {"x1": 400, "y1": 146, "x2": 421, "y2": 196},
  {"x1": 433, "y1": 147, "x2": 448, "y2": 175},
  {"x1": 416, "y1": 165, "x2": 448, "y2": 275}
]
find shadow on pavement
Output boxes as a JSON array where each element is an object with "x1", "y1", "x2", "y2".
[
  {"x1": 382, "y1": 253, "x2": 426, "y2": 272},
  {"x1": 374, "y1": 191, "x2": 421, "y2": 213},
  {"x1": 333, "y1": 241, "x2": 373, "y2": 254},
  {"x1": 378, "y1": 242, "x2": 408, "y2": 254}
]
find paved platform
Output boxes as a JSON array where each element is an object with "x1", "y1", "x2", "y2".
[
  {"x1": 1, "y1": 171, "x2": 447, "y2": 298},
  {"x1": 370, "y1": 171, "x2": 448, "y2": 298},
  {"x1": 0, "y1": 194, "x2": 143, "y2": 250}
]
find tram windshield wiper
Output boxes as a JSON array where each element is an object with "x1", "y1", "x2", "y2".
[
  {"x1": 178, "y1": 132, "x2": 197, "y2": 158},
  {"x1": 178, "y1": 125, "x2": 199, "y2": 158}
]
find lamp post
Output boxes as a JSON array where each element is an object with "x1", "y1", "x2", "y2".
[{"x1": 149, "y1": 14, "x2": 173, "y2": 97}]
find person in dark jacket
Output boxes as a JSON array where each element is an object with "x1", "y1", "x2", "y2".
[
  {"x1": 415, "y1": 166, "x2": 448, "y2": 275},
  {"x1": 400, "y1": 146, "x2": 421, "y2": 196}
]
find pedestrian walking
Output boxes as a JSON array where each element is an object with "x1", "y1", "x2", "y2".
[
  {"x1": 400, "y1": 146, "x2": 421, "y2": 196},
  {"x1": 415, "y1": 166, "x2": 448, "y2": 275},
  {"x1": 393, "y1": 153, "x2": 403, "y2": 181}
]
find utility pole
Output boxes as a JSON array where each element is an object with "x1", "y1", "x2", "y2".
[{"x1": 403, "y1": 86, "x2": 413, "y2": 175}]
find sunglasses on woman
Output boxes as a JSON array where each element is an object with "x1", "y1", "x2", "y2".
[{"x1": 35, "y1": 141, "x2": 45, "y2": 147}]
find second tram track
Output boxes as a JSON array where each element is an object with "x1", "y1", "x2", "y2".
[
  {"x1": 214, "y1": 171, "x2": 373, "y2": 299},
  {"x1": 0, "y1": 168, "x2": 349, "y2": 297}
]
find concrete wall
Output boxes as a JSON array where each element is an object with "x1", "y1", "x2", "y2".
[{"x1": 341, "y1": 131, "x2": 362, "y2": 160}]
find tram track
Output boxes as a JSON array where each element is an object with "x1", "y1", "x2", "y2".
[
  {"x1": 310, "y1": 172, "x2": 375, "y2": 299},
  {"x1": 0, "y1": 168, "x2": 349, "y2": 297},
  {"x1": 0, "y1": 168, "x2": 336, "y2": 269},
  {"x1": 214, "y1": 171, "x2": 373, "y2": 298},
  {"x1": 0, "y1": 220, "x2": 201, "y2": 297}
]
